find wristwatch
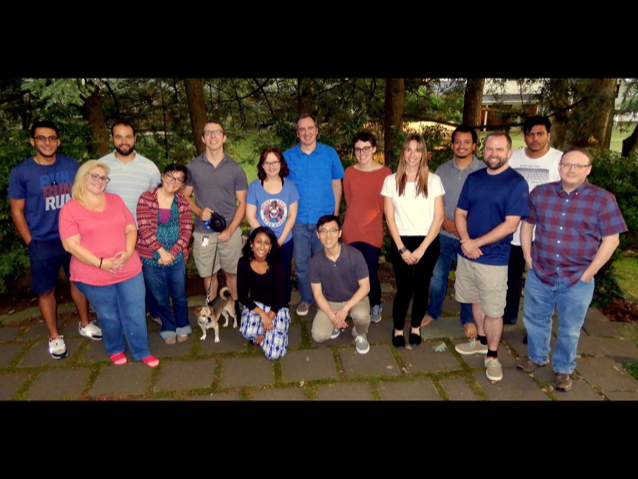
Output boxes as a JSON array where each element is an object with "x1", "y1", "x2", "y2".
[{"x1": 398, "y1": 246, "x2": 407, "y2": 254}]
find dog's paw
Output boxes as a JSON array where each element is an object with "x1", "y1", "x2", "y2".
[
  {"x1": 200, "y1": 336, "x2": 206, "y2": 341},
  {"x1": 233, "y1": 323, "x2": 238, "y2": 329},
  {"x1": 215, "y1": 337, "x2": 220, "y2": 343}
]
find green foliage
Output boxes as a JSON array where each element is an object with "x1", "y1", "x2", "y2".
[{"x1": 626, "y1": 361, "x2": 638, "y2": 381}]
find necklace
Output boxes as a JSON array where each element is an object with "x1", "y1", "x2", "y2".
[{"x1": 33, "y1": 156, "x2": 57, "y2": 185}]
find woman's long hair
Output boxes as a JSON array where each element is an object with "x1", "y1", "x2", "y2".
[
  {"x1": 71, "y1": 160, "x2": 110, "y2": 207},
  {"x1": 395, "y1": 134, "x2": 429, "y2": 198},
  {"x1": 242, "y1": 226, "x2": 281, "y2": 265}
]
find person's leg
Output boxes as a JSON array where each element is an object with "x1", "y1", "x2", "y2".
[
  {"x1": 521, "y1": 269, "x2": 555, "y2": 366},
  {"x1": 115, "y1": 273, "x2": 152, "y2": 361},
  {"x1": 38, "y1": 289, "x2": 59, "y2": 338},
  {"x1": 349, "y1": 296, "x2": 371, "y2": 337},
  {"x1": 311, "y1": 301, "x2": 342, "y2": 342},
  {"x1": 28, "y1": 240, "x2": 63, "y2": 338},
  {"x1": 193, "y1": 231, "x2": 220, "y2": 301},
  {"x1": 166, "y1": 261, "x2": 191, "y2": 336},
  {"x1": 410, "y1": 235, "x2": 439, "y2": 330},
  {"x1": 390, "y1": 238, "x2": 413, "y2": 334},
  {"x1": 280, "y1": 238, "x2": 294, "y2": 304},
  {"x1": 292, "y1": 223, "x2": 314, "y2": 305},
  {"x1": 261, "y1": 306, "x2": 291, "y2": 360},
  {"x1": 553, "y1": 277, "x2": 595, "y2": 374},
  {"x1": 142, "y1": 263, "x2": 177, "y2": 340},
  {"x1": 239, "y1": 305, "x2": 265, "y2": 342},
  {"x1": 426, "y1": 235, "x2": 456, "y2": 324},
  {"x1": 477, "y1": 264, "x2": 507, "y2": 353},
  {"x1": 349, "y1": 242, "x2": 382, "y2": 308},
  {"x1": 74, "y1": 281, "x2": 125, "y2": 356},
  {"x1": 219, "y1": 228, "x2": 242, "y2": 301},
  {"x1": 504, "y1": 244, "x2": 525, "y2": 324}
]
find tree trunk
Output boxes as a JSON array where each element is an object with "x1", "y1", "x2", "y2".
[
  {"x1": 462, "y1": 78, "x2": 485, "y2": 128},
  {"x1": 569, "y1": 78, "x2": 617, "y2": 150},
  {"x1": 297, "y1": 78, "x2": 314, "y2": 115},
  {"x1": 81, "y1": 81, "x2": 108, "y2": 157},
  {"x1": 383, "y1": 78, "x2": 404, "y2": 167},
  {"x1": 184, "y1": 78, "x2": 208, "y2": 155},
  {"x1": 622, "y1": 122, "x2": 638, "y2": 157},
  {"x1": 547, "y1": 78, "x2": 570, "y2": 151}
]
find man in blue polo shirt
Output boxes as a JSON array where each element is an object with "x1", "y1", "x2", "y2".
[{"x1": 284, "y1": 114, "x2": 344, "y2": 317}]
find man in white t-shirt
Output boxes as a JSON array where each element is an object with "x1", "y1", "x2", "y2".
[{"x1": 504, "y1": 116, "x2": 562, "y2": 325}]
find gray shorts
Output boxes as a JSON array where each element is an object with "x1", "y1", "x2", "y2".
[
  {"x1": 454, "y1": 255, "x2": 507, "y2": 318},
  {"x1": 193, "y1": 229, "x2": 242, "y2": 277}
]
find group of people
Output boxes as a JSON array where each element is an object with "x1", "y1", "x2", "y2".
[{"x1": 9, "y1": 114, "x2": 627, "y2": 392}]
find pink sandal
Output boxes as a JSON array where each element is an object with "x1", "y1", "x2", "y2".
[
  {"x1": 142, "y1": 355, "x2": 159, "y2": 367},
  {"x1": 110, "y1": 352, "x2": 127, "y2": 365}
]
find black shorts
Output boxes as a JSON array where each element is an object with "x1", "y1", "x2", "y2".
[{"x1": 27, "y1": 238, "x2": 71, "y2": 294}]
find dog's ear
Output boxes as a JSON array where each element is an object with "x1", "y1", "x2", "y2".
[{"x1": 195, "y1": 307, "x2": 202, "y2": 315}]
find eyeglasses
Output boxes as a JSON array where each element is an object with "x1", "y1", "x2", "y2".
[
  {"x1": 318, "y1": 228, "x2": 340, "y2": 235},
  {"x1": 560, "y1": 163, "x2": 591, "y2": 170},
  {"x1": 34, "y1": 135, "x2": 58, "y2": 142},
  {"x1": 354, "y1": 146, "x2": 372, "y2": 154},
  {"x1": 165, "y1": 173, "x2": 185, "y2": 183},
  {"x1": 263, "y1": 161, "x2": 280, "y2": 167},
  {"x1": 203, "y1": 129, "x2": 224, "y2": 137},
  {"x1": 89, "y1": 173, "x2": 110, "y2": 184}
]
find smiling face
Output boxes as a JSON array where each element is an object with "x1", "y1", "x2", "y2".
[
  {"x1": 403, "y1": 140, "x2": 423, "y2": 171},
  {"x1": 202, "y1": 122, "x2": 227, "y2": 152},
  {"x1": 297, "y1": 117, "x2": 318, "y2": 149},
  {"x1": 251, "y1": 232, "x2": 272, "y2": 261},
  {"x1": 85, "y1": 166, "x2": 109, "y2": 195},
  {"x1": 112, "y1": 125, "x2": 136, "y2": 156},
  {"x1": 263, "y1": 152, "x2": 281, "y2": 179},
  {"x1": 162, "y1": 170, "x2": 186, "y2": 194},
  {"x1": 30, "y1": 127, "x2": 60, "y2": 160},
  {"x1": 354, "y1": 140, "x2": 376, "y2": 167},
  {"x1": 316, "y1": 220, "x2": 342, "y2": 250},
  {"x1": 483, "y1": 135, "x2": 512, "y2": 172},
  {"x1": 452, "y1": 131, "x2": 476, "y2": 161}
]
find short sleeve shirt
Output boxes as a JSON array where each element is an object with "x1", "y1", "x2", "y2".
[
  {"x1": 246, "y1": 178, "x2": 300, "y2": 244},
  {"x1": 309, "y1": 244, "x2": 368, "y2": 302}
]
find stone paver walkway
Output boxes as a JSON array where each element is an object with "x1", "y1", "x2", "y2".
[{"x1": 1, "y1": 290, "x2": 638, "y2": 400}]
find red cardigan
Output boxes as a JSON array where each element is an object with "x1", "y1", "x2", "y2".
[{"x1": 136, "y1": 186, "x2": 193, "y2": 260}]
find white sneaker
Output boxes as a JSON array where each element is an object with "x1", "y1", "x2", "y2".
[
  {"x1": 48, "y1": 336, "x2": 69, "y2": 359},
  {"x1": 355, "y1": 335, "x2": 370, "y2": 355},
  {"x1": 78, "y1": 321, "x2": 103, "y2": 341},
  {"x1": 485, "y1": 357, "x2": 503, "y2": 381},
  {"x1": 330, "y1": 328, "x2": 341, "y2": 339},
  {"x1": 297, "y1": 302, "x2": 310, "y2": 317}
]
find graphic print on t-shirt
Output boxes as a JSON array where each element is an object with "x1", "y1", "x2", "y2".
[
  {"x1": 260, "y1": 199, "x2": 287, "y2": 228},
  {"x1": 41, "y1": 171, "x2": 73, "y2": 211},
  {"x1": 515, "y1": 167, "x2": 550, "y2": 187}
]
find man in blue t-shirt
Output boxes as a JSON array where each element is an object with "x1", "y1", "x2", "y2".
[
  {"x1": 453, "y1": 132, "x2": 529, "y2": 382},
  {"x1": 284, "y1": 114, "x2": 344, "y2": 317},
  {"x1": 9, "y1": 121, "x2": 103, "y2": 360}
]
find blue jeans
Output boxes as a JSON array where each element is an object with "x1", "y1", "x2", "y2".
[
  {"x1": 292, "y1": 223, "x2": 323, "y2": 304},
  {"x1": 523, "y1": 269, "x2": 595, "y2": 374},
  {"x1": 142, "y1": 261, "x2": 191, "y2": 340},
  {"x1": 427, "y1": 235, "x2": 473, "y2": 325},
  {"x1": 74, "y1": 272, "x2": 152, "y2": 361}
]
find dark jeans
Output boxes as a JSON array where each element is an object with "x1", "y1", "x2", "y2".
[
  {"x1": 390, "y1": 235, "x2": 440, "y2": 330},
  {"x1": 280, "y1": 238, "x2": 294, "y2": 304},
  {"x1": 348, "y1": 241, "x2": 382, "y2": 307},
  {"x1": 142, "y1": 261, "x2": 190, "y2": 339},
  {"x1": 504, "y1": 244, "x2": 525, "y2": 324}
]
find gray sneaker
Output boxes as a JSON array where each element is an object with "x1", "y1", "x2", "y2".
[
  {"x1": 330, "y1": 328, "x2": 341, "y2": 339},
  {"x1": 553, "y1": 373, "x2": 573, "y2": 392},
  {"x1": 297, "y1": 302, "x2": 310, "y2": 317},
  {"x1": 370, "y1": 304, "x2": 382, "y2": 323},
  {"x1": 455, "y1": 338, "x2": 488, "y2": 355},
  {"x1": 355, "y1": 335, "x2": 370, "y2": 355},
  {"x1": 485, "y1": 357, "x2": 503, "y2": 381},
  {"x1": 516, "y1": 355, "x2": 548, "y2": 373}
]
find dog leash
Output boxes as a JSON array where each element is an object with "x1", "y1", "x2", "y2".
[{"x1": 204, "y1": 235, "x2": 219, "y2": 307}]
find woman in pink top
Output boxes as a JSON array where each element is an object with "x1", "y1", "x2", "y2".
[
  {"x1": 342, "y1": 132, "x2": 391, "y2": 323},
  {"x1": 59, "y1": 160, "x2": 159, "y2": 368}
]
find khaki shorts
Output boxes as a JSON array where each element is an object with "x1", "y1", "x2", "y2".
[
  {"x1": 193, "y1": 229, "x2": 242, "y2": 277},
  {"x1": 454, "y1": 255, "x2": 507, "y2": 318}
]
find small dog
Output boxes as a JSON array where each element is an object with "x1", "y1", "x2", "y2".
[{"x1": 196, "y1": 287, "x2": 237, "y2": 342}]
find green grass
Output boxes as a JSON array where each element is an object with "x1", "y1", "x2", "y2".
[{"x1": 613, "y1": 257, "x2": 638, "y2": 300}]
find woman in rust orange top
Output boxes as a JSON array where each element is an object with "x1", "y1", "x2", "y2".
[{"x1": 342, "y1": 131, "x2": 391, "y2": 323}]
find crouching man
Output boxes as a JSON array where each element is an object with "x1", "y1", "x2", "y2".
[
  {"x1": 310, "y1": 215, "x2": 371, "y2": 355},
  {"x1": 516, "y1": 148, "x2": 627, "y2": 391}
]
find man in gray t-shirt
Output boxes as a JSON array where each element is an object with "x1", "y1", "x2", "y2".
[
  {"x1": 309, "y1": 215, "x2": 371, "y2": 355},
  {"x1": 424, "y1": 126, "x2": 485, "y2": 338},
  {"x1": 183, "y1": 120, "x2": 248, "y2": 312}
]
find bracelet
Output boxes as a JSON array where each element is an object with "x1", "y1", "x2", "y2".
[
  {"x1": 398, "y1": 246, "x2": 407, "y2": 255},
  {"x1": 99, "y1": 258, "x2": 103, "y2": 269}
]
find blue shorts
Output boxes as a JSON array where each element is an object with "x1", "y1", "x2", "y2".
[{"x1": 28, "y1": 239, "x2": 71, "y2": 294}]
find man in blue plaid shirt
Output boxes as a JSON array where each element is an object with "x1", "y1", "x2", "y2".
[{"x1": 516, "y1": 148, "x2": 627, "y2": 392}]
